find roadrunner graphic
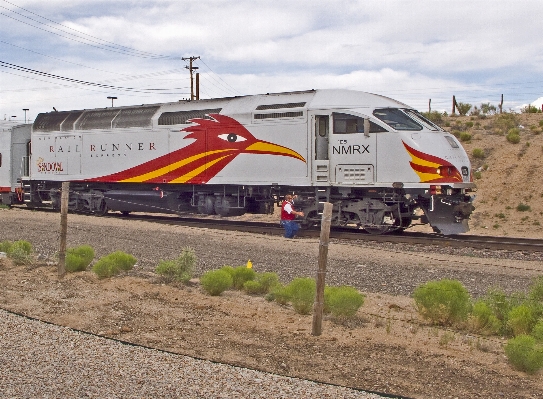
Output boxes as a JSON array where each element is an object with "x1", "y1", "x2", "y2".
[
  {"x1": 89, "y1": 114, "x2": 306, "y2": 184},
  {"x1": 403, "y1": 141, "x2": 462, "y2": 183}
]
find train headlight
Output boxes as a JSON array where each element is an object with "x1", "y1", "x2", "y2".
[{"x1": 430, "y1": 185, "x2": 442, "y2": 195}]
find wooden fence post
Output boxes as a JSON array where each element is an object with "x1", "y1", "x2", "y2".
[
  {"x1": 312, "y1": 202, "x2": 333, "y2": 336},
  {"x1": 499, "y1": 94, "x2": 504, "y2": 114},
  {"x1": 58, "y1": 181, "x2": 69, "y2": 278},
  {"x1": 452, "y1": 95, "x2": 456, "y2": 115}
]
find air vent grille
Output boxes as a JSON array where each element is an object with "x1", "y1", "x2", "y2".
[
  {"x1": 254, "y1": 111, "x2": 303, "y2": 120},
  {"x1": 255, "y1": 102, "x2": 306, "y2": 110},
  {"x1": 158, "y1": 108, "x2": 222, "y2": 125}
]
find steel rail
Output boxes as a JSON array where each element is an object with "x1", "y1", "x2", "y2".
[{"x1": 106, "y1": 212, "x2": 543, "y2": 253}]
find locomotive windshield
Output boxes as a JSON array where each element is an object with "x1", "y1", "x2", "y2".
[{"x1": 373, "y1": 108, "x2": 443, "y2": 132}]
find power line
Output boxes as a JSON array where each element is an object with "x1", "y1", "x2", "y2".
[
  {"x1": 0, "y1": 60, "x2": 190, "y2": 95},
  {"x1": 0, "y1": 0, "x2": 174, "y2": 59}
]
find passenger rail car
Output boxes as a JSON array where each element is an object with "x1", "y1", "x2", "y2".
[{"x1": 0, "y1": 89, "x2": 475, "y2": 234}]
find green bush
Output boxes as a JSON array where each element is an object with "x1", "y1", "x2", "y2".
[
  {"x1": 505, "y1": 335, "x2": 543, "y2": 374},
  {"x1": 413, "y1": 279, "x2": 471, "y2": 326},
  {"x1": 508, "y1": 305, "x2": 537, "y2": 336},
  {"x1": 243, "y1": 272, "x2": 279, "y2": 295},
  {"x1": 107, "y1": 251, "x2": 137, "y2": 271},
  {"x1": 92, "y1": 257, "x2": 120, "y2": 278},
  {"x1": 222, "y1": 266, "x2": 256, "y2": 290},
  {"x1": 468, "y1": 300, "x2": 502, "y2": 335},
  {"x1": 0, "y1": 240, "x2": 12, "y2": 253},
  {"x1": 472, "y1": 148, "x2": 485, "y2": 159},
  {"x1": 324, "y1": 286, "x2": 365, "y2": 319},
  {"x1": 456, "y1": 102, "x2": 472, "y2": 116},
  {"x1": 532, "y1": 320, "x2": 543, "y2": 341},
  {"x1": 480, "y1": 103, "x2": 497, "y2": 115},
  {"x1": 529, "y1": 276, "x2": 543, "y2": 302},
  {"x1": 516, "y1": 203, "x2": 531, "y2": 212},
  {"x1": 285, "y1": 277, "x2": 316, "y2": 315},
  {"x1": 459, "y1": 131, "x2": 472, "y2": 142},
  {"x1": 267, "y1": 284, "x2": 290, "y2": 305},
  {"x1": 421, "y1": 110, "x2": 443, "y2": 124},
  {"x1": 155, "y1": 247, "x2": 196, "y2": 283},
  {"x1": 7, "y1": 240, "x2": 33, "y2": 265},
  {"x1": 92, "y1": 251, "x2": 136, "y2": 278},
  {"x1": 65, "y1": 245, "x2": 95, "y2": 272},
  {"x1": 506, "y1": 129, "x2": 521, "y2": 144},
  {"x1": 200, "y1": 269, "x2": 233, "y2": 296},
  {"x1": 521, "y1": 105, "x2": 542, "y2": 114}
]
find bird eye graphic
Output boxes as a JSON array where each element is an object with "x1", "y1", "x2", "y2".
[{"x1": 218, "y1": 133, "x2": 246, "y2": 143}]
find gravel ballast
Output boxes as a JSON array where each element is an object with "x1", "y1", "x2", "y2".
[{"x1": 0, "y1": 309, "x2": 385, "y2": 399}]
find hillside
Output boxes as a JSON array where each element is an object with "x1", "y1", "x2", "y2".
[{"x1": 440, "y1": 112, "x2": 543, "y2": 238}]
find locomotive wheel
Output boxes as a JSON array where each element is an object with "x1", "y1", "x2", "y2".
[{"x1": 95, "y1": 200, "x2": 108, "y2": 216}]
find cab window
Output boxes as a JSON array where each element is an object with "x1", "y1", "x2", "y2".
[
  {"x1": 332, "y1": 113, "x2": 387, "y2": 134},
  {"x1": 373, "y1": 108, "x2": 422, "y2": 131}
]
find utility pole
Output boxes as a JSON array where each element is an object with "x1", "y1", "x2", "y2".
[{"x1": 182, "y1": 56, "x2": 200, "y2": 100}]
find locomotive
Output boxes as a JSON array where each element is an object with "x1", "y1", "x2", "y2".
[{"x1": 0, "y1": 89, "x2": 475, "y2": 234}]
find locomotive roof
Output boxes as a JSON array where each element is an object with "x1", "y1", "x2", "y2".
[{"x1": 33, "y1": 89, "x2": 411, "y2": 133}]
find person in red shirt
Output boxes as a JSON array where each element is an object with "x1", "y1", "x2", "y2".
[{"x1": 280, "y1": 194, "x2": 304, "y2": 238}]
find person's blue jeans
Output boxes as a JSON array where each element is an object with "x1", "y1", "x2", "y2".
[{"x1": 281, "y1": 220, "x2": 300, "y2": 238}]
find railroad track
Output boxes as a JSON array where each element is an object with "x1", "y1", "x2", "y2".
[{"x1": 105, "y1": 212, "x2": 543, "y2": 253}]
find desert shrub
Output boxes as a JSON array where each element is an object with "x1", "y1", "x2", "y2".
[
  {"x1": 155, "y1": 247, "x2": 196, "y2": 283},
  {"x1": 539, "y1": 120, "x2": 543, "y2": 127},
  {"x1": 65, "y1": 245, "x2": 95, "y2": 272},
  {"x1": 529, "y1": 276, "x2": 543, "y2": 302},
  {"x1": 516, "y1": 203, "x2": 531, "y2": 212},
  {"x1": 468, "y1": 300, "x2": 502, "y2": 335},
  {"x1": 7, "y1": 240, "x2": 33, "y2": 265},
  {"x1": 465, "y1": 121, "x2": 474, "y2": 128},
  {"x1": 413, "y1": 279, "x2": 471, "y2": 326},
  {"x1": 92, "y1": 257, "x2": 120, "y2": 278},
  {"x1": 480, "y1": 103, "x2": 497, "y2": 115},
  {"x1": 494, "y1": 113, "x2": 518, "y2": 134},
  {"x1": 421, "y1": 110, "x2": 443, "y2": 124},
  {"x1": 473, "y1": 171, "x2": 482, "y2": 180},
  {"x1": 521, "y1": 105, "x2": 542, "y2": 114},
  {"x1": 222, "y1": 265, "x2": 256, "y2": 290},
  {"x1": 243, "y1": 272, "x2": 280, "y2": 295},
  {"x1": 505, "y1": 335, "x2": 543, "y2": 374},
  {"x1": 508, "y1": 305, "x2": 537, "y2": 336},
  {"x1": 0, "y1": 240, "x2": 11, "y2": 253},
  {"x1": 107, "y1": 251, "x2": 137, "y2": 271},
  {"x1": 285, "y1": 277, "x2": 316, "y2": 315},
  {"x1": 472, "y1": 148, "x2": 485, "y2": 159},
  {"x1": 267, "y1": 283, "x2": 290, "y2": 305},
  {"x1": 200, "y1": 269, "x2": 232, "y2": 296},
  {"x1": 532, "y1": 320, "x2": 543, "y2": 341},
  {"x1": 483, "y1": 287, "x2": 530, "y2": 335},
  {"x1": 458, "y1": 131, "x2": 472, "y2": 142},
  {"x1": 456, "y1": 102, "x2": 472, "y2": 116},
  {"x1": 324, "y1": 286, "x2": 365, "y2": 319},
  {"x1": 92, "y1": 251, "x2": 136, "y2": 278},
  {"x1": 506, "y1": 129, "x2": 521, "y2": 144}
]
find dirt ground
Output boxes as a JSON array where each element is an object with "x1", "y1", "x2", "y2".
[{"x1": 0, "y1": 254, "x2": 541, "y2": 399}]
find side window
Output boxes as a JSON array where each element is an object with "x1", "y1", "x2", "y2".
[{"x1": 332, "y1": 113, "x2": 387, "y2": 134}]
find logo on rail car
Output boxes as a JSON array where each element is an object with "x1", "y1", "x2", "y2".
[
  {"x1": 402, "y1": 142, "x2": 462, "y2": 183},
  {"x1": 36, "y1": 157, "x2": 64, "y2": 173},
  {"x1": 87, "y1": 114, "x2": 306, "y2": 184}
]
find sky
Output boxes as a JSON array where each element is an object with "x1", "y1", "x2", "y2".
[{"x1": 1, "y1": 0, "x2": 543, "y2": 123}]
